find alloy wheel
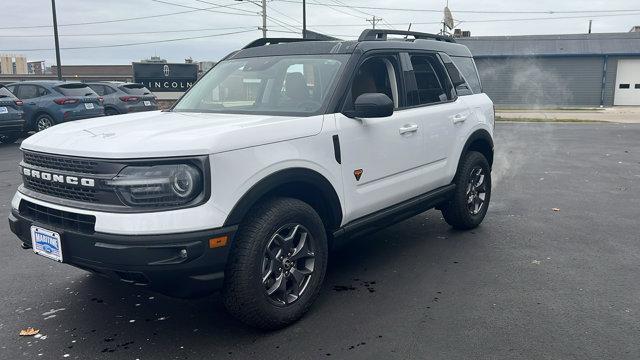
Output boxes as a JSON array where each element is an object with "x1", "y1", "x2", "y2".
[
  {"x1": 261, "y1": 224, "x2": 316, "y2": 306},
  {"x1": 37, "y1": 117, "x2": 53, "y2": 131},
  {"x1": 466, "y1": 166, "x2": 487, "y2": 215}
]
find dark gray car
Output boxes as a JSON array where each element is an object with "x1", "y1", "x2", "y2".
[
  {"x1": 86, "y1": 82, "x2": 158, "y2": 115},
  {"x1": 5, "y1": 81, "x2": 104, "y2": 132},
  {"x1": 0, "y1": 85, "x2": 25, "y2": 144}
]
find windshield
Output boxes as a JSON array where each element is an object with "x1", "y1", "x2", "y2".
[{"x1": 174, "y1": 54, "x2": 349, "y2": 116}]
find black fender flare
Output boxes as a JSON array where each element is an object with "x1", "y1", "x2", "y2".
[
  {"x1": 223, "y1": 168, "x2": 343, "y2": 229},
  {"x1": 459, "y1": 129, "x2": 494, "y2": 167}
]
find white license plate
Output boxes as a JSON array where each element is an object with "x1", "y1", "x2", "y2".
[
  {"x1": 84, "y1": 103, "x2": 95, "y2": 110},
  {"x1": 143, "y1": 101, "x2": 152, "y2": 106},
  {"x1": 0, "y1": 106, "x2": 7, "y2": 114},
  {"x1": 31, "y1": 226, "x2": 63, "y2": 262}
]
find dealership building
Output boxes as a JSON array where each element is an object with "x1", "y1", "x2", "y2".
[{"x1": 458, "y1": 29, "x2": 640, "y2": 107}]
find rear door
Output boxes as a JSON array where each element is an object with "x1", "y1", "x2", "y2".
[
  {"x1": 16, "y1": 84, "x2": 42, "y2": 125},
  {"x1": 398, "y1": 51, "x2": 471, "y2": 189},
  {"x1": 0, "y1": 86, "x2": 22, "y2": 121}
]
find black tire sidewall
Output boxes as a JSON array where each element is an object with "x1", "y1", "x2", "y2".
[
  {"x1": 444, "y1": 151, "x2": 491, "y2": 229},
  {"x1": 223, "y1": 197, "x2": 328, "y2": 328}
]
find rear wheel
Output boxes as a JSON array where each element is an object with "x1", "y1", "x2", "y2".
[
  {"x1": 35, "y1": 114, "x2": 55, "y2": 132},
  {"x1": 441, "y1": 151, "x2": 491, "y2": 230},
  {"x1": 222, "y1": 197, "x2": 328, "y2": 330},
  {"x1": 105, "y1": 108, "x2": 120, "y2": 116}
]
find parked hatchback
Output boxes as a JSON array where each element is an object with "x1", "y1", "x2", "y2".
[
  {"x1": 5, "y1": 81, "x2": 104, "y2": 132},
  {"x1": 0, "y1": 84, "x2": 25, "y2": 144},
  {"x1": 86, "y1": 82, "x2": 158, "y2": 115}
]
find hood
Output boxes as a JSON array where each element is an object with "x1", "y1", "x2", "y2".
[{"x1": 21, "y1": 111, "x2": 324, "y2": 159}]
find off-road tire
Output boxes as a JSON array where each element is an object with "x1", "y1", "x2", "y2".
[
  {"x1": 222, "y1": 197, "x2": 328, "y2": 330},
  {"x1": 441, "y1": 151, "x2": 491, "y2": 230}
]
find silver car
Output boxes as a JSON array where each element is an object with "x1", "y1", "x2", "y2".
[{"x1": 86, "y1": 82, "x2": 158, "y2": 116}]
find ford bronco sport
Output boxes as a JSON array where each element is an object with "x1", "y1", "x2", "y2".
[{"x1": 9, "y1": 30, "x2": 494, "y2": 329}]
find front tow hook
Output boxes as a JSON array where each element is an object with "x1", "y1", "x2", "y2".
[{"x1": 21, "y1": 242, "x2": 31, "y2": 250}]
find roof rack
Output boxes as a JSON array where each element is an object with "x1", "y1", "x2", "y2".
[
  {"x1": 358, "y1": 29, "x2": 456, "y2": 43},
  {"x1": 242, "y1": 38, "x2": 317, "y2": 49}
]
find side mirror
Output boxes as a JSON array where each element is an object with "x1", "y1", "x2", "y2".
[{"x1": 343, "y1": 93, "x2": 394, "y2": 118}]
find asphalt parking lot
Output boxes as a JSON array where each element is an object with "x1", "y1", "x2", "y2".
[{"x1": 1, "y1": 122, "x2": 639, "y2": 360}]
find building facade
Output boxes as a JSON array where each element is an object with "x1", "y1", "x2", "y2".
[{"x1": 458, "y1": 31, "x2": 640, "y2": 107}]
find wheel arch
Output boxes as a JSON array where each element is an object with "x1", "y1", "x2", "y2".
[
  {"x1": 30, "y1": 109, "x2": 56, "y2": 130},
  {"x1": 223, "y1": 167, "x2": 343, "y2": 231},
  {"x1": 459, "y1": 129, "x2": 494, "y2": 169}
]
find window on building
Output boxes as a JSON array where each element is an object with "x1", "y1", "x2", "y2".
[
  {"x1": 635, "y1": 84, "x2": 640, "y2": 89},
  {"x1": 619, "y1": 84, "x2": 630, "y2": 89}
]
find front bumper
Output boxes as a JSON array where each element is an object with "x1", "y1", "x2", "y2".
[{"x1": 9, "y1": 209, "x2": 237, "y2": 298}]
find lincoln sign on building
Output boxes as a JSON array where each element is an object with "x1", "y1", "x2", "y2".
[{"x1": 132, "y1": 62, "x2": 198, "y2": 99}]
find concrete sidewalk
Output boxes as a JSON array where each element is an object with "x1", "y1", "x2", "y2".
[{"x1": 496, "y1": 106, "x2": 640, "y2": 123}]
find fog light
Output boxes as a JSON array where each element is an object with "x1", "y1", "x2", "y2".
[{"x1": 179, "y1": 249, "x2": 188, "y2": 258}]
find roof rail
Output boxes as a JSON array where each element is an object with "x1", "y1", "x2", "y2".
[
  {"x1": 358, "y1": 29, "x2": 456, "y2": 43},
  {"x1": 242, "y1": 38, "x2": 317, "y2": 49}
]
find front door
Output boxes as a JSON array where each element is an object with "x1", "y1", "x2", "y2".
[{"x1": 336, "y1": 53, "x2": 428, "y2": 222}]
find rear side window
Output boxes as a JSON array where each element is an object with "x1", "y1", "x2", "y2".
[
  {"x1": 450, "y1": 56, "x2": 482, "y2": 94},
  {"x1": 439, "y1": 54, "x2": 473, "y2": 96},
  {"x1": 17, "y1": 85, "x2": 39, "y2": 99},
  {"x1": 408, "y1": 54, "x2": 451, "y2": 106},
  {"x1": 88, "y1": 84, "x2": 106, "y2": 96},
  {"x1": 120, "y1": 84, "x2": 152, "y2": 95},
  {"x1": 57, "y1": 84, "x2": 97, "y2": 97}
]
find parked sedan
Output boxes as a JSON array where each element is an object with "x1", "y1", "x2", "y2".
[
  {"x1": 5, "y1": 81, "x2": 104, "y2": 132},
  {"x1": 86, "y1": 82, "x2": 158, "y2": 115},
  {"x1": 0, "y1": 84, "x2": 25, "y2": 144}
]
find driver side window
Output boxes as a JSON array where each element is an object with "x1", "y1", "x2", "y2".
[{"x1": 351, "y1": 55, "x2": 400, "y2": 109}]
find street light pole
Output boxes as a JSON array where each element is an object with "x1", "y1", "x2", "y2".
[
  {"x1": 51, "y1": 0, "x2": 62, "y2": 80},
  {"x1": 261, "y1": 0, "x2": 267, "y2": 38},
  {"x1": 302, "y1": 0, "x2": 306, "y2": 38}
]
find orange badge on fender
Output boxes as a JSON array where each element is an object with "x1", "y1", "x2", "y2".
[{"x1": 354, "y1": 169, "x2": 363, "y2": 181}]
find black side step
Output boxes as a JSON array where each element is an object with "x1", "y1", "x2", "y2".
[{"x1": 333, "y1": 184, "x2": 455, "y2": 239}]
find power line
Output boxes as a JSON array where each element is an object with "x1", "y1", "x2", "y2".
[
  {"x1": 150, "y1": 0, "x2": 257, "y2": 16},
  {"x1": 0, "y1": 1, "x2": 255, "y2": 30},
  {"x1": 0, "y1": 26, "x2": 256, "y2": 38},
  {"x1": 0, "y1": 29, "x2": 256, "y2": 52},
  {"x1": 273, "y1": 0, "x2": 640, "y2": 15}
]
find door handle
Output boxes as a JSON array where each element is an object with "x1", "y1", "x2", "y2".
[
  {"x1": 452, "y1": 113, "x2": 468, "y2": 124},
  {"x1": 399, "y1": 123, "x2": 419, "y2": 135}
]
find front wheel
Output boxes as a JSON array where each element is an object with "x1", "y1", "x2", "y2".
[
  {"x1": 441, "y1": 151, "x2": 491, "y2": 230},
  {"x1": 222, "y1": 197, "x2": 328, "y2": 330}
]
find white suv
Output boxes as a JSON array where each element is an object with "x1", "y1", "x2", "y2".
[{"x1": 9, "y1": 30, "x2": 494, "y2": 329}]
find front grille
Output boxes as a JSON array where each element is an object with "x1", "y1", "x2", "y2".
[
  {"x1": 19, "y1": 200, "x2": 96, "y2": 234},
  {"x1": 23, "y1": 176, "x2": 99, "y2": 203},
  {"x1": 23, "y1": 151, "x2": 99, "y2": 174}
]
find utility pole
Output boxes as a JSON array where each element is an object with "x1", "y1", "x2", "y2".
[
  {"x1": 261, "y1": 0, "x2": 267, "y2": 38},
  {"x1": 51, "y1": 0, "x2": 62, "y2": 80},
  {"x1": 302, "y1": 0, "x2": 306, "y2": 38},
  {"x1": 367, "y1": 16, "x2": 381, "y2": 29}
]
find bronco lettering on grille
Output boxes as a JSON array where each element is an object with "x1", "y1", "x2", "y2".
[{"x1": 22, "y1": 167, "x2": 95, "y2": 187}]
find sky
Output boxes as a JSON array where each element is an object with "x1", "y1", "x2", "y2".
[{"x1": 0, "y1": 0, "x2": 639, "y2": 65}]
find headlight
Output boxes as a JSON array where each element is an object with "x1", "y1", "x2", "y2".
[{"x1": 107, "y1": 164, "x2": 204, "y2": 207}]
